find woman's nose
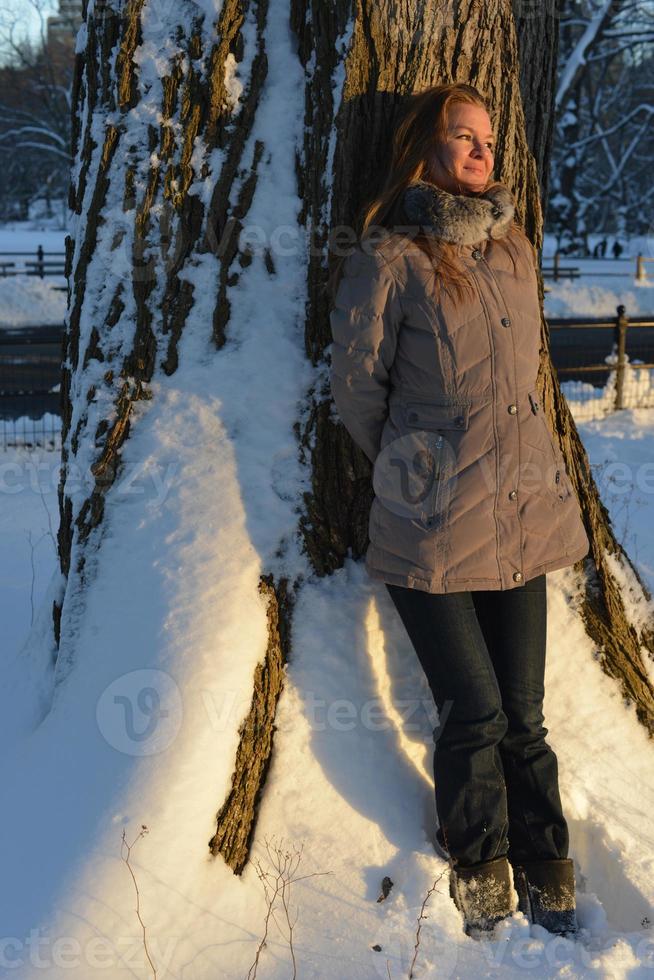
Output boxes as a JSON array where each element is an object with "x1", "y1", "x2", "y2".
[{"x1": 471, "y1": 143, "x2": 490, "y2": 159}]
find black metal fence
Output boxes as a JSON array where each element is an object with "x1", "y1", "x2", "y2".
[
  {"x1": 1, "y1": 307, "x2": 653, "y2": 449},
  {"x1": 0, "y1": 246, "x2": 66, "y2": 279},
  {"x1": 547, "y1": 306, "x2": 654, "y2": 409},
  {"x1": 0, "y1": 325, "x2": 63, "y2": 449},
  {"x1": 0, "y1": 411, "x2": 61, "y2": 450}
]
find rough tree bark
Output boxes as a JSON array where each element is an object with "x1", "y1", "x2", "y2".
[
  {"x1": 512, "y1": 0, "x2": 559, "y2": 230},
  {"x1": 60, "y1": 0, "x2": 294, "y2": 875},
  {"x1": 57, "y1": 0, "x2": 653, "y2": 876}
]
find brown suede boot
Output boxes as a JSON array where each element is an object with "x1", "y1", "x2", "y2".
[
  {"x1": 512, "y1": 857, "x2": 578, "y2": 935},
  {"x1": 449, "y1": 855, "x2": 517, "y2": 938}
]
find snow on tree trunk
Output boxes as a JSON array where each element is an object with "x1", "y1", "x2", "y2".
[
  {"x1": 59, "y1": 0, "x2": 300, "y2": 875},
  {"x1": 56, "y1": 0, "x2": 653, "y2": 876}
]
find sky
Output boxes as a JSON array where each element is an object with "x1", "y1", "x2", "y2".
[{"x1": 0, "y1": 0, "x2": 60, "y2": 66}]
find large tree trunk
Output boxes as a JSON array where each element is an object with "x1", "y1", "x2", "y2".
[
  {"x1": 512, "y1": 0, "x2": 560, "y2": 230},
  {"x1": 59, "y1": 0, "x2": 294, "y2": 875},
  {"x1": 56, "y1": 0, "x2": 654, "y2": 877}
]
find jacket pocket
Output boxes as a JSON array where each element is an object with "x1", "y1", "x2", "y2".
[
  {"x1": 372, "y1": 429, "x2": 455, "y2": 532},
  {"x1": 404, "y1": 400, "x2": 470, "y2": 432},
  {"x1": 371, "y1": 396, "x2": 468, "y2": 533},
  {"x1": 396, "y1": 398, "x2": 468, "y2": 528}
]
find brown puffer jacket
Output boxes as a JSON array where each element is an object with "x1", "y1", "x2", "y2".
[{"x1": 329, "y1": 180, "x2": 589, "y2": 593}]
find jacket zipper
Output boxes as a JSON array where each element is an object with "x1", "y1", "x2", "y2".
[{"x1": 468, "y1": 261, "x2": 507, "y2": 585}]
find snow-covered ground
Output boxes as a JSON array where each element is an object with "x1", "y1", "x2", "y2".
[
  {"x1": 0, "y1": 226, "x2": 67, "y2": 326},
  {"x1": 545, "y1": 273, "x2": 654, "y2": 319},
  {"x1": 0, "y1": 275, "x2": 67, "y2": 327},
  {"x1": 1, "y1": 211, "x2": 654, "y2": 978}
]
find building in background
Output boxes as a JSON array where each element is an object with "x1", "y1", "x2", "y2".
[{"x1": 46, "y1": 0, "x2": 83, "y2": 44}]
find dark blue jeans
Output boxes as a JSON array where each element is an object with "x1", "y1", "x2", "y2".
[{"x1": 386, "y1": 574, "x2": 569, "y2": 870}]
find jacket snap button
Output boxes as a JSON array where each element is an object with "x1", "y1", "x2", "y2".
[
  {"x1": 508, "y1": 404, "x2": 518, "y2": 415},
  {"x1": 513, "y1": 571, "x2": 523, "y2": 583},
  {"x1": 501, "y1": 317, "x2": 511, "y2": 327},
  {"x1": 454, "y1": 415, "x2": 465, "y2": 427},
  {"x1": 508, "y1": 489, "x2": 517, "y2": 500},
  {"x1": 408, "y1": 412, "x2": 418, "y2": 422},
  {"x1": 471, "y1": 249, "x2": 482, "y2": 260}
]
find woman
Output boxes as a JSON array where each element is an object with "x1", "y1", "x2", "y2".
[{"x1": 328, "y1": 83, "x2": 589, "y2": 939}]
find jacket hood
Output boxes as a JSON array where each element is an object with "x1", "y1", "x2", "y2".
[{"x1": 401, "y1": 179, "x2": 516, "y2": 246}]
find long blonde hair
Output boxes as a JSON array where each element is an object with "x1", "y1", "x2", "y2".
[{"x1": 328, "y1": 82, "x2": 534, "y2": 306}]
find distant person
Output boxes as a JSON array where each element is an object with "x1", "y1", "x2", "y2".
[
  {"x1": 612, "y1": 240, "x2": 623, "y2": 259},
  {"x1": 593, "y1": 237, "x2": 607, "y2": 258}
]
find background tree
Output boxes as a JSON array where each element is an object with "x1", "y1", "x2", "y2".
[
  {"x1": 0, "y1": 21, "x2": 74, "y2": 222},
  {"x1": 55, "y1": 0, "x2": 654, "y2": 878},
  {"x1": 548, "y1": 0, "x2": 654, "y2": 253}
]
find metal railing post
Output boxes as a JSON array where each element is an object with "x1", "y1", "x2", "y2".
[
  {"x1": 636, "y1": 253, "x2": 647, "y2": 282},
  {"x1": 613, "y1": 304, "x2": 628, "y2": 410}
]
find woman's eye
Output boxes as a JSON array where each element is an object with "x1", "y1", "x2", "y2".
[{"x1": 457, "y1": 134, "x2": 494, "y2": 151}]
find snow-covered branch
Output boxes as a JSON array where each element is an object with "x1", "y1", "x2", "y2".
[
  {"x1": 555, "y1": 0, "x2": 615, "y2": 111},
  {"x1": 565, "y1": 104, "x2": 654, "y2": 151}
]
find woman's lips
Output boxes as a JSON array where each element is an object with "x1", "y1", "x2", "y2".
[{"x1": 464, "y1": 167, "x2": 484, "y2": 175}]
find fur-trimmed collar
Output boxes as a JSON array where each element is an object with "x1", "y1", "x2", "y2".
[{"x1": 401, "y1": 179, "x2": 516, "y2": 246}]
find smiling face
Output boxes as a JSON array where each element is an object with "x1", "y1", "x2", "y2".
[{"x1": 427, "y1": 102, "x2": 495, "y2": 194}]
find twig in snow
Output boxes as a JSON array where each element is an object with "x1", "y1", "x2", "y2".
[
  {"x1": 408, "y1": 871, "x2": 446, "y2": 979},
  {"x1": 23, "y1": 463, "x2": 57, "y2": 628},
  {"x1": 36, "y1": 469, "x2": 58, "y2": 556},
  {"x1": 26, "y1": 528, "x2": 49, "y2": 627},
  {"x1": 246, "y1": 835, "x2": 331, "y2": 980},
  {"x1": 121, "y1": 825, "x2": 157, "y2": 979}
]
